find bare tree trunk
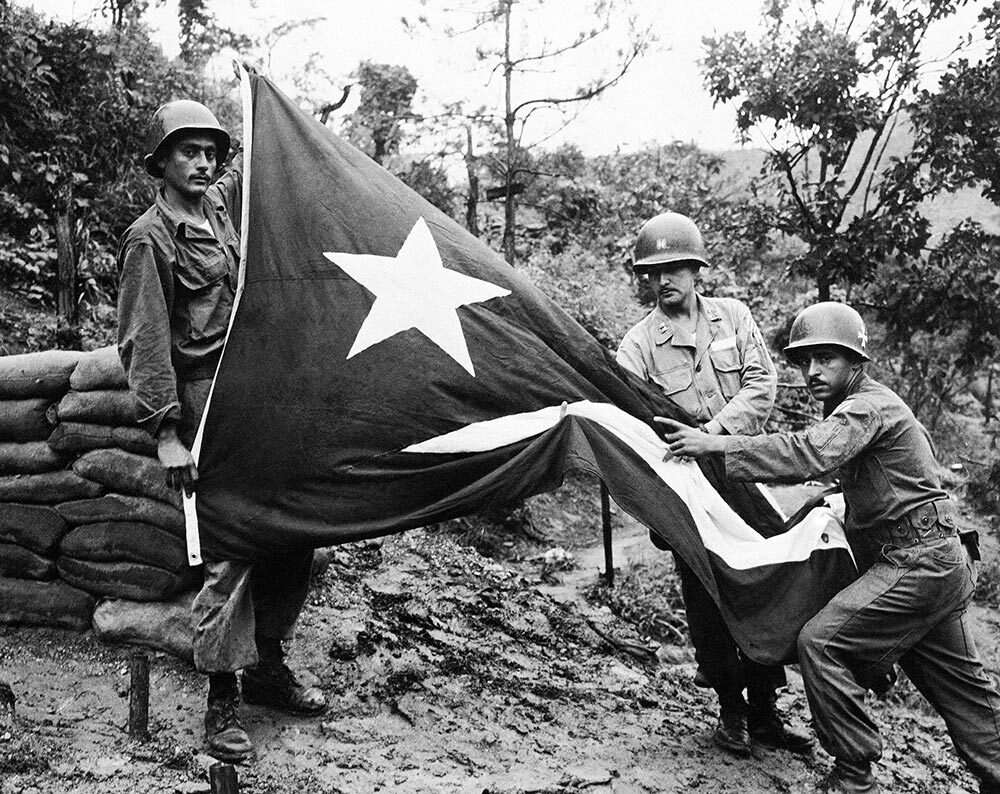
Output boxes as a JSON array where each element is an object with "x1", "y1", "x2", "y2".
[
  {"x1": 464, "y1": 125, "x2": 480, "y2": 237},
  {"x1": 501, "y1": 0, "x2": 516, "y2": 265},
  {"x1": 817, "y1": 270, "x2": 831, "y2": 302},
  {"x1": 54, "y1": 184, "x2": 81, "y2": 349}
]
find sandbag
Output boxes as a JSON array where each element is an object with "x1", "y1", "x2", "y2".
[
  {"x1": 0, "y1": 470, "x2": 105, "y2": 504},
  {"x1": 0, "y1": 576, "x2": 95, "y2": 630},
  {"x1": 60, "y1": 521, "x2": 187, "y2": 573},
  {"x1": 47, "y1": 422, "x2": 157, "y2": 457},
  {"x1": 0, "y1": 441, "x2": 66, "y2": 474},
  {"x1": 0, "y1": 541, "x2": 57, "y2": 580},
  {"x1": 92, "y1": 590, "x2": 196, "y2": 663},
  {"x1": 0, "y1": 398, "x2": 53, "y2": 442},
  {"x1": 55, "y1": 494, "x2": 184, "y2": 533},
  {"x1": 0, "y1": 350, "x2": 82, "y2": 400},
  {"x1": 48, "y1": 389, "x2": 139, "y2": 427},
  {"x1": 73, "y1": 448, "x2": 180, "y2": 508},
  {"x1": 0, "y1": 503, "x2": 68, "y2": 554},
  {"x1": 57, "y1": 556, "x2": 195, "y2": 601},
  {"x1": 69, "y1": 346, "x2": 128, "y2": 392}
]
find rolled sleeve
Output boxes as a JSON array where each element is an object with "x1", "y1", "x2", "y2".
[
  {"x1": 725, "y1": 397, "x2": 881, "y2": 483},
  {"x1": 116, "y1": 240, "x2": 181, "y2": 435},
  {"x1": 711, "y1": 306, "x2": 776, "y2": 435}
]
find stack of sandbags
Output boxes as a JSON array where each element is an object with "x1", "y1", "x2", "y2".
[
  {"x1": 0, "y1": 347, "x2": 201, "y2": 643},
  {"x1": 0, "y1": 350, "x2": 97, "y2": 630},
  {"x1": 48, "y1": 347, "x2": 198, "y2": 603}
]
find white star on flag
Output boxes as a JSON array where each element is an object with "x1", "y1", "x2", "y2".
[{"x1": 323, "y1": 218, "x2": 510, "y2": 377}]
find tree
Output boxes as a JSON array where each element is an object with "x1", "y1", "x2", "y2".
[
  {"x1": 701, "y1": 0, "x2": 976, "y2": 300},
  {"x1": 0, "y1": 4, "x2": 201, "y2": 340},
  {"x1": 176, "y1": 0, "x2": 252, "y2": 69},
  {"x1": 341, "y1": 61, "x2": 419, "y2": 166},
  {"x1": 409, "y1": 0, "x2": 652, "y2": 264}
]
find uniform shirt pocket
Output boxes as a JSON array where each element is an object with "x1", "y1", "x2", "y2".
[
  {"x1": 709, "y1": 346, "x2": 742, "y2": 399},
  {"x1": 174, "y1": 248, "x2": 232, "y2": 342},
  {"x1": 651, "y1": 363, "x2": 693, "y2": 396}
]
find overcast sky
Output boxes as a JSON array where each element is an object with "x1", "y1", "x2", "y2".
[{"x1": 25, "y1": 0, "x2": 987, "y2": 154}]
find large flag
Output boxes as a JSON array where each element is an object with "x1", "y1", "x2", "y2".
[{"x1": 188, "y1": 71, "x2": 856, "y2": 664}]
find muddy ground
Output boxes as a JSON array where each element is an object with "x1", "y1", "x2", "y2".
[{"x1": 0, "y1": 482, "x2": 996, "y2": 794}]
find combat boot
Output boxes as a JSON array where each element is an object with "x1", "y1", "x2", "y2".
[
  {"x1": 712, "y1": 710, "x2": 751, "y2": 756},
  {"x1": 242, "y1": 638, "x2": 326, "y2": 716},
  {"x1": 815, "y1": 761, "x2": 880, "y2": 793},
  {"x1": 204, "y1": 691, "x2": 253, "y2": 763},
  {"x1": 748, "y1": 697, "x2": 814, "y2": 755}
]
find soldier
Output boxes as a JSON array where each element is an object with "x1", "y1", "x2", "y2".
[
  {"x1": 658, "y1": 302, "x2": 1000, "y2": 793},
  {"x1": 616, "y1": 212, "x2": 812, "y2": 756},
  {"x1": 117, "y1": 99, "x2": 326, "y2": 762}
]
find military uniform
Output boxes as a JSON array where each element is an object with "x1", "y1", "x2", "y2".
[
  {"x1": 617, "y1": 295, "x2": 789, "y2": 732},
  {"x1": 727, "y1": 370, "x2": 1000, "y2": 791},
  {"x1": 117, "y1": 159, "x2": 314, "y2": 674}
]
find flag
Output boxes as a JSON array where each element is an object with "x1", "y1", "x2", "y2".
[{"x1": 190, "y1": 71, "x2": 856, "y2": 665}]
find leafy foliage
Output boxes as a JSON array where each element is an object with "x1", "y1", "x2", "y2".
[
  {"x1": 341, "y1": 61, "x2": 419, "y2": 166},
  {"x1": 0, "y1": 4, "x2": 215, "y2": 311},
  {"x1": 701, "y1": 0, "x2": 970, "y2": 297},
  {"x1": 176, "y1": 0, "x2": 252, "y2": 68}
]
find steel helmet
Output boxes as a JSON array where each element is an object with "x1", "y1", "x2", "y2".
[
  {"x1": 784, "y1": 302, "x2": 871, "y2": 362},
  {"x1": 632, "y1": 212, "x2": 709, "y2": 271},
  {"x1": 143, "y1": 100, "x2": 231, "y2": 178}
]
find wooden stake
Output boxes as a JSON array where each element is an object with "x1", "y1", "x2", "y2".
[
  {"x1": 210, "y1": 762, "x2": 239, "y2": 794},
  {"x1": 127, "y1": 651, "x2": 149, "y2": 740},
  {"x1": 600, "y1": 481, "x2": 614, "y2": 587}
]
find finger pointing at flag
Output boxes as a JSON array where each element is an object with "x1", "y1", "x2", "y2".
[{"x1": 653, "y1": 417, "x2": 730, "y2": 457}]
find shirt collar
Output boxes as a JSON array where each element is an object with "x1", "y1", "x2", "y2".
[
  {"x1": 154, "y1": 188, "x2": 225, "y2": 240},
  {"x1": 822, "y1": 369, "x2": 868, "y2": 417},
  {"x1": 652, "y1": 294, "x2": 720, "y2": 345}
]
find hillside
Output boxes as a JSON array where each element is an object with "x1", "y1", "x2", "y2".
[{"x1": 714, "y1": 129, "x2": 1000, "y2": 237}]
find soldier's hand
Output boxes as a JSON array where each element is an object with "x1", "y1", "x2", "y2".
[
  {"x1": 653, "y1": 417, "x2": 727, "y2": 459},
  {"x1": 156, "y1": 425, "x2": 199, "y2": 496},
  {"x1": 233, "y1": 60, "x2": 259, "y2": 81}
]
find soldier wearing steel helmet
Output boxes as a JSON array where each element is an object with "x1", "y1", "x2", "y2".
[
  {"x1": 117, "y1": 99, "x2": 326, "y2": 763},
  {"x1": 658, "y1": 302, "x2": 1000, "y2": 794},
  {"x1": 616, "y1": 212, "x2": 813, "y2": 757}
]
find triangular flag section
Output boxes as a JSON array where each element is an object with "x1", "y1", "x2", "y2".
[{"x1": 191, "y1": 71, "x2": 856, "y2": 664}]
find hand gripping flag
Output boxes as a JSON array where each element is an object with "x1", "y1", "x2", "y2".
[{"x1": 187, "y1": 70, "x2": 856, "y2": 664}]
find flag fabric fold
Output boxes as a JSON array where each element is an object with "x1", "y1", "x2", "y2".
[{"x1": 191, "y1": 71, "x2": 855, "y2": 664}]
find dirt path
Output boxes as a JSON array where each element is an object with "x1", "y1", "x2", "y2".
[{"x1": 0, "y1": 494, "x2": 994, "y2": 794}]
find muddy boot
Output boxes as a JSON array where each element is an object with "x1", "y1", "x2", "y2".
[
  {"x1": 242, "y1": 637, "x2": 327, "y2": 716},
  {"x1": 204, "y1": 673, "x2": 252, "y2": 763},
  {"x1": 815, "y1": 761, "x2": 879, "y2": 793},
  {"x1": 712, "y1": 709, "x2": 751, "y2": 756},
  {"x1": 747, "y1": 696, "x2": 813, "y2": 755}
]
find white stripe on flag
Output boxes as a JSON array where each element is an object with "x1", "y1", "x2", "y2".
[{"x1": 403, "y1": 400, "x2": 850, "y2": 571}]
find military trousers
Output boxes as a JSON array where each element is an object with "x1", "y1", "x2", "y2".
[
  {"x1": 798, "y1": 534, "x2": 1000, "y2": 788},
  {"x1": 673, "y1": 553, "x2": 787, "y2": 713},
  {"x1": 179, "y1": 378, "x2": 315, "y2": 673}
]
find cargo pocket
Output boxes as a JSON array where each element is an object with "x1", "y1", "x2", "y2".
[
  {"x1": 709, "y1": 347, "x2": 741, "y2": 399},
  {"x1": 174, "y1": 252, "x2": 231, "y2": 342}
]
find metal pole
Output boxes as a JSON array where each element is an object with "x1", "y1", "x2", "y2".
[
  {"x1": 127, "y1": 652, "x2": 149, "y2": 740},
  {"x1": 210, "y1": 763, "x2": 239, "y2": 794},
  {"x1": 600, "y1": 481, "x2": 614, "y2": 587}
]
